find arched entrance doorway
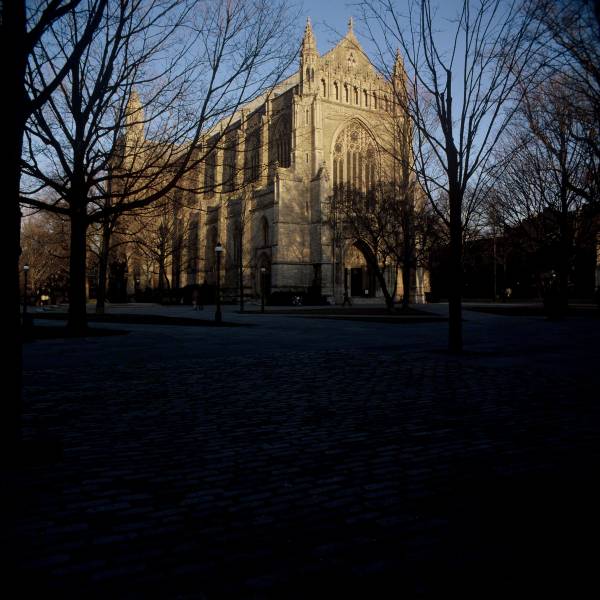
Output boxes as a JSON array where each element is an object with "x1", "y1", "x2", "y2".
[{"x1": 343, "y1": 241, "x2": 377, "y2": 298}]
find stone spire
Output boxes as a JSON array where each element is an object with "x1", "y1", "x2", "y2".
[
  {"x1": 392, "y1": 48, "x2": 408, "y2": 120},
  {"x1": 301, "y1": 17, "x2": 317, "y2": 55},
  {"x1": 393, "y1": 48, "x2": 405, "y2": 80},
  {"x1": 392, "y1": 48, "x2": 407, "y2": 101},
  {"x1": 300, "y1": 17, "x2": 318, "y2": 95},
  {"x1": 125, "y1": 89, "x2": 144, "y2": 142}
]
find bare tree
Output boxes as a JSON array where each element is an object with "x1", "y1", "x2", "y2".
[
  {"x1": 334, "y1": 183, "x2": 399, "y2": 310},
  {"x1": 491, "y1": 76, "x2": 596, "y2": 306},
  {"x1": 125, "y1": 191, "x2": 193, "y2": 294},
  {"x1": 334, "y1": 178, "x2": 438, "y2": 310},
  {"x1": 531, "y1": 0, "x2": 600, "y2": 205},
  {"x1": 19, "y1": 0, "x2": 298, "y2": 332},
  {"x1": 228, "y1": 185, "x2": 255, "y2": 313},
  {"x1": 3, "y1": 0, "x2": 108, "y2": 450},
  {"x1": 383, "y1": 183, "x2": 440, "y2": 309},
  {"x1": 360, "y1": 0, "x2": 544, "y2": 351},
  {"x1": 20, "y1": 211, "x2": 71, "y2": 302},
  {"x1": 87, "y1": 205, "x2": 149, "y2": 311}
]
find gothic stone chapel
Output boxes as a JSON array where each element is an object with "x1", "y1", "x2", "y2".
[{"x1": 122, "y1": 18, "x2": 428, "y2": 304}]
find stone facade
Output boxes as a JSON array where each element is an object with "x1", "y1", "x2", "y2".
[{"x1": 124, "y1": 18, "x2": 428, "y2": 303}]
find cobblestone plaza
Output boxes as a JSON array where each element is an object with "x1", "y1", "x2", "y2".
[{"x1": 5, "y1": 306, "x2": 600, "y2": 597}]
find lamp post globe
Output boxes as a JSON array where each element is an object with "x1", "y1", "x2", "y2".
[{"x1": 215, "y1": 243, "x2": 224, "y2": 323}]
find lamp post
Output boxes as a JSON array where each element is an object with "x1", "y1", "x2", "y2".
[
  {"x1": 260, "y1": 266, "x2": 266, "y2": 313},
  {"x1": 215, "y1": 242, "x2": 223, "y2": 323},
  {"x1": 343, "y1": 267, "x2": 351, "y2": 306},
  {"x1": 23, "y1": 264, "x2": 30, "y2": 326}
]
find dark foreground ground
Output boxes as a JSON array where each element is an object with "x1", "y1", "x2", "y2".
[{"x1": 4, "y1": 304, "x2": 600, "y2": 598}]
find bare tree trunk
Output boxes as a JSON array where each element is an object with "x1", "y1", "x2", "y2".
[
  {"x1": 401, "y1": 203, "x2": 414, "y2": 310},
  {"x1": 558, "y1": 197, "x2": 570, "y2": 316},
  {"x1": 444, "y1": 69, "x2": 463, "y2": 353},
  {"x1": 5, "y1": 0, "x2": 27, "y2": 449},
  {"x1": 158, "y1": 251, "x2": 167, "y2": 292},
  {"x1": 380, "y1": 275, "x2": 395, "y2": 311},
  {"x1": 68, "y1": 208, "x2": 89, "y2": 332},
  {"x1": 368, "y1": 261, "x2": 394, "y2": 311},
  {"x1": 402, "y1": 262, "x2": 412, "y2": 310},
  {"x1": 95, "y1": 218, "x2": 111, "y2": 315},
  {"x1": 448, "y1": 190, "x2": 463, "y2": 353},
  {"x1": 239, "y1": 259, "x2": 244, "y2": 313}
]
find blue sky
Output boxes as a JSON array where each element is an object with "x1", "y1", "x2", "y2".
[
  {"x1": 299, "y1": 0, "x2": 465, "y2": 64},
  {"x1": 300, "y1": 0, "x2": 360, "y2": 53}
]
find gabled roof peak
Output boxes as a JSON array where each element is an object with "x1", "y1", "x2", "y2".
[{"x1": 344, "y1": 15, "x2": 358, "y2": 45}]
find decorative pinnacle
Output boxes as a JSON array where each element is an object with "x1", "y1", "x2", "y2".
[
  {"x1": 348, "y1": 16, "x2": 353, "y2": 32},
  {"x1": 125, "y1": 89, "x2": 143, "y2": 125},
  {"x1": 127, "y1": 89, "x2": 140, "y2": 111},
  {"x1": 393, "y1": 48, "x2": 405, "y2": 77},
  {"x1": 302, "y1": 16, "x2": 316, "y2": 53}
]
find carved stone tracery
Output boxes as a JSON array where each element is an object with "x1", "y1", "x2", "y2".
[{"x1": 332, "y1": 121, "x2": 378, "y2": 192}]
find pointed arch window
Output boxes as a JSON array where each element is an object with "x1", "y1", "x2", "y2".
[
  {"x1": 204, "y1": 149, "x2": 216, "y2": 197},
  {"x1": 321, "y1": 79, "x2": 326, "y2": 97},
  {"x1": 260, "y1": 217, "x2": 270, "y2": 247},
  {"x1": 334, "y1": 81, "x2": 339, "y2": 100},
  {"x1": 273, "y1": 120, "x2": 290, "y2": 168},
  {"x1": 223, "y1": 137, "x2": 237, "y2": 193},
  {"x1": 245, "y1": 131, "x2": 260, "y2": 183},
  {"x1": 332, "y1": 120, "x2": 378, "y2": 195}
]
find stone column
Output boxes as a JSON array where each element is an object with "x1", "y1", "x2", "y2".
[
  {"x1": 291, "y1": 94, "x2": 300, "y2": 169},
  {"x1": 312, "y1": 96, "x2": 323, "y2": 176},
  {"x1": 258, "y1": 103, "x2": 270, "y2": 186},
  {"x1": 234, "y1": 125, "x2": 245, "y2": 191}
]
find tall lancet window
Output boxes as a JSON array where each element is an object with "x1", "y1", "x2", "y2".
[
  {"x1": 245, "y1": 131, "x2": 260, "y2": 183},
  {"x1": 273, "y1": 121, "x2": 291, "y2": 168},
  {"x1": 332, "y1": 120, "x2": 378, "y2": 196},
  {"x1": 223, "y1": 138, "x2": 236, "y2": 192}
]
